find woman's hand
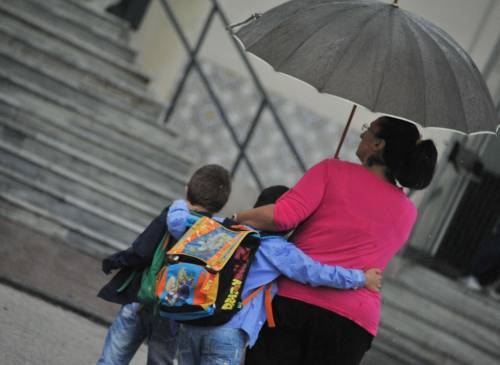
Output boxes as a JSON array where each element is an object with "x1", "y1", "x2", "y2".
[{"x1": 364, "y1": 268, "x2": 383, "y2": 292}]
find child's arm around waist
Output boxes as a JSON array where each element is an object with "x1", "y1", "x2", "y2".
[{"x1": 258, "y1": 236, "x2": 381, "y2": 291}]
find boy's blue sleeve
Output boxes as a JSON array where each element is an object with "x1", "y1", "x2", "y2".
[
  {"x1": 166, "y1": 200, "x2": 224, "y2": 239},
  {"x1": 167, "y1": 200, "x2": 190, "y2": 239},
  {"x1": 258, "y1": 237, "x2": 365, "y2": 289}
]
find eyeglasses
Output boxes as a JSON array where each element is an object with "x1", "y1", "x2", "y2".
[{"x1": 361, "y1": 123, "x2": 377, "y2": 136}]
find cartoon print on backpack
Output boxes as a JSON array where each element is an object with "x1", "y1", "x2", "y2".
[
  {"x1": 161, "y1": 266, "x2": 197, "y2": 306},
  {"x1": 186, "y1": 232, "x2": 230, "y2": 261},
  {"x1": 177, "y1": 268, "x2": 195, "y2": 304},
  {"x1": 164, "y1": 276, "x2": 178, "y2": 305}
]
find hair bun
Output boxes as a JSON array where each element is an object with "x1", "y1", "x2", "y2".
[
  {"x1": 397, "y1": 139, "x2": 438, "y2": 189},
  {"x1": 376, "y1": 117, "x2": 438, "y2": 190}
]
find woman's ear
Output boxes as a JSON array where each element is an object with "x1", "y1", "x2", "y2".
[{"x1": 373, "y1": 138, "x2": 386, "y2": 153}]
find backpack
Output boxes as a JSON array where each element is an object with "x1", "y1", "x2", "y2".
[
  {"x1": 155, "y1": 215, "x2": 260, "y2": 326},
  {"x1": 135, "y1": 210, "x2": 211, "y2": 306}
]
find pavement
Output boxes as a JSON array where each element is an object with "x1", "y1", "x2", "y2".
[
  {"x1": 0, "y1": 282, "x2": 147, "y2": 365},
  {"x1": 0, "y1": 217, "x2": 148, "y2": 364},
  {"x1": 0, "y1": 217, "x2": 118, "y2": 324}
]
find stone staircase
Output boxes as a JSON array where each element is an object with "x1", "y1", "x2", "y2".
[
  {"x1": 363, "y1": 255, "x2": 500, "y2": 365},
  {"x1": 0, "y1": 0, "x2": 193, "y2": 257}
]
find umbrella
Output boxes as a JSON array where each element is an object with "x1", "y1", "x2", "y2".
[{"x1": 232, "y1": 0, "x2": 499, "y2": 157}]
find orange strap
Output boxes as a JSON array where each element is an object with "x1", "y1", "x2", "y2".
[
  {"x1": 242, "y1": 284, "x2": 275, "y2": 328},
  {"x1": 242, "y1": 285, "x2": 265, "y2": 306},
  {"x1": 264, "y1": 284, "x2": 275, "y2": 328}
]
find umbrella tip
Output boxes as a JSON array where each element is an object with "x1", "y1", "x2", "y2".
[
  {"x1": 227, "y1": 13, "x2": 262, "y2": 33},
  {"x1": 392, "y1": 0, "x2": 400, "y2": 7}
]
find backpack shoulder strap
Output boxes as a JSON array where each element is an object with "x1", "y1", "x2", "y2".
[
  {"x1": 116, "y1": 270, "x2": 138, "y2": 293},
  {"x1": 242, "y1": 283, "x2": 276, "y2": 328}
]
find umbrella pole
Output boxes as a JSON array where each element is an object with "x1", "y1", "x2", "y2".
[{"x1": 334, "y1": 104, "x2": 357, "y2": 159}]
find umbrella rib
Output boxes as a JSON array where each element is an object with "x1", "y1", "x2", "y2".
[
  {"x1": 240, "y1": 1, "x2": 311, "y2": 49},
  {"x1": 405, "y1": 14, "x2": 468, "y2": 132},
  {"x1": 400, "y1": 14, "x2": 431, "y2": 127},
  {"x1": 241, "y1": 1, "x2": 341, "y2": 50},
  {"x1": 318, "y1": 6, "x2": 388, "y2": 93},
  {"x1": 275, "y1": 4, "x2": 375, "y2": 71},
  {"x1": 413, "y1": 12, "x2": 499, "y2": 132},
  {"x1": 372, "y1": 7, "x2": 401, "y2": 112}
]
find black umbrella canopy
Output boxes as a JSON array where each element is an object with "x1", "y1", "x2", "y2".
[{"x1": 235, "y1": 0, "x2": 499, "y2": 135}]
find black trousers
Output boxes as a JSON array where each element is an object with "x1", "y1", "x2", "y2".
[
  {"x1": 245, "y1": 296, "x2": 373, "y2": 365},
  {"x1": 471, "y1": 232, "x2": 500, "y2": 286}
]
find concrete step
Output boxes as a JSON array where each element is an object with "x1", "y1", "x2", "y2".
[
  {"x1": 0, "y1": 138, "x2": 159, "y2": 219},
  {"x1": 375, "y1": 256, "x2": 500, "y2": 365},
  {"x1": 382, "y1": 279, "x2": 500, "y2": 360},
  {"x1": 0, "y1": 173, "x2": 137, "y2": 250},
  {"x1": 0, "y1": 112, "x2": 186, "y2": 197},
  {"x1": 0, "y1": 91, "x2": 193, "y2": 178},
  {"x1": 0, "y1": 217, "x2": 121, "y2": 326},
  {"x1": 0, "y1": 192, "x2": 124, "y2": 258},
  {"x1": 362, "y1": 347, "x2": 411, "y2": 365},
  {"x1": 0, "y1": 52, "x2": 160, "y2": 126},
  {"x1": 2, "y1": 0, "x2": 135, "y2": 63},
  {"x1": 0, "y1": 6, "x2": 148, "y2": 91},
  {"x1": 0, "y1": 72, "x2": 185, "y2": 158},
  {"x1": 0, "y1": 97, "x2": 188, "y2": 190},
  {"x1": 387, "y1": 256, "x2": 500, "y2": 335},
  {"x1": 0, "y1": 122, "x2": 173, "y2": 212},
  {"x1": 0, "y1": 165, "x2": 142, "y2": 241},
  {"x1": 379, "y1": 291, "x2": 499, "y2": 365},
  {"x1": 0, "y1": 149, "x2": 154, "y2": 229},
  {"x1": 0, "y1": 28, "x2": 163, "y2": 122},
  {"x1": 370, "y1": 325, "x2": 463, "y2": 365},
  {"x1": 32, "y1": 0, "x2": 132, "y2": 45},
  {"x1": 364, "y1": 328, "x2": 432, "y2": 365}
]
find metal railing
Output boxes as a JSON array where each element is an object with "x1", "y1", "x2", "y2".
[{"x1": 159, "y1": 0, "x2": 307, "y2": 189}]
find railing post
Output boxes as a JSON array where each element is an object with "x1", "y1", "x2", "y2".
[
  {"x1": 212, "y1": 0, "x2": 307, "y2": 173},
  {"x1": 163, "y1": 5, "x2": 217, "y2": 125},
  {"x1": 159, "y1": 0, "x2": 309, "y2": 190}
]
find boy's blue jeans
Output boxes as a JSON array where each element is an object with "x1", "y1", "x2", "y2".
[
  {"x1": 97, "y1": 303, "x2": 179, "y2": 365},
  {"x1": 178, "y1": 324, "x2": 247, "y2": 365}
]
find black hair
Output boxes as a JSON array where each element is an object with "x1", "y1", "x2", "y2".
[
  {"x1": 253, "y1": 185, "x2": 289, "y2": 208},
  {"x1": 187, "y1": 164, "x2": 231, "y2": 212},
  {"x1": 373, "y1": 116, "x2": 438, "y2": 190}
]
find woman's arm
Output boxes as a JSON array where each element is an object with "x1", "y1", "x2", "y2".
[
  {"x1": 237, "y1": 159, "x2": 330, "y2": 231},
  {"x1": 235, "y1": 204, "x2": 277, "y2": 231}
]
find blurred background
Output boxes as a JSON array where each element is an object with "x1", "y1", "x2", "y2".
[{"x1": 0, "y1": 0, "x2": 499, "y2": 364}]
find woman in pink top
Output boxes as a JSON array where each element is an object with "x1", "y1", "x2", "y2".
[{"x1": 237, "y1": 116, "x2": 438, "y2": 365}]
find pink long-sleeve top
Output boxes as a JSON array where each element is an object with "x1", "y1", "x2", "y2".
[{"x1": 274, "y1": 158, "x2": 417, "y2": 335}]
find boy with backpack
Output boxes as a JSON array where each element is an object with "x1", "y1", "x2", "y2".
[
  {"x1": 96, "y1": 164, "x2": 232, "y2": 365},
  {"x1": 164, "y1": 185, "x2": 383, "y2": 365}
]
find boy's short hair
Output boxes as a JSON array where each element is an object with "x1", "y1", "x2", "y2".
[
  {"x1": 187, "y1": 164, "x2": 231, "y2": 213},
  {"x1": 253, "y1": 185, "x2": 289, "y2": 208}
]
